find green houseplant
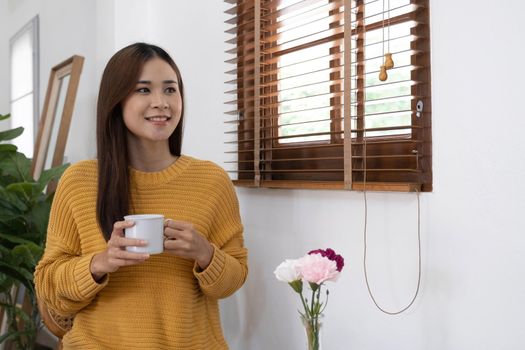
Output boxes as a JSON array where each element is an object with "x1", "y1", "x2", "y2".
[{"x1": 0, "y1": 113, "x2": 68, "y2": 349}]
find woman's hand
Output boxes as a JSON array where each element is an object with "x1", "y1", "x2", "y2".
[
  {"x1": 90, "y1": 220, "x2": 150, "y2": 281},
  {"x1": 163, "y1": 220, "x2": 214, "y2": 270}
]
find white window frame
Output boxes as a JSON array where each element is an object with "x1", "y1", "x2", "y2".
[{"x1": 9, "y1": 16, "x2": 39, "y2": 153}]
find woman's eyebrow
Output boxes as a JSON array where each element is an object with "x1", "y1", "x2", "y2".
[{"x1": 136, "y1": 80, "x2": 178, "y2": 84}]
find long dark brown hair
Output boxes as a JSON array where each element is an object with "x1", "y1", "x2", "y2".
[{"x1": 96, "y1": 43, "x2": 184, "y2": 240}]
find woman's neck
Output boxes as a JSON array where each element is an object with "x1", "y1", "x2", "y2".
[{"x1": 127, "y1": 140, "x2": 178, "y2": 172}]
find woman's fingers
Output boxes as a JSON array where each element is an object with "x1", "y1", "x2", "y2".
[
  {"x1": 112, "y1": 220, "x2": 135, "y2": 236},
  {"x1": 109, "y1": 220, "x2": 149, "y2": 248},
  {"x1": 111, "y1": 236, "x2": 149, "y2": 248},
  {"x1": 164, "y1": 220, "x2": 197, "y2": 241},
  {"x1": 163, "y1": 222, "x2": 196, "y2": 256},
  {"x1": 164, "y1": 226, "x2": 189, "y2": 240},
  {"x1": 163, "y1": 237, "x2": 190, "y2": 252},
  {"x1": 164, "y1": 219, "x2": 193, "y2": 231},
  {"x1": 110, "y1": 248, "x2": 150, "y2": 260}
]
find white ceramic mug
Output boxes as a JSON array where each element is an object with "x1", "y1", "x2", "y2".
[{"x1": 123, "y1": 214, "x2": 164, "y2": 254}]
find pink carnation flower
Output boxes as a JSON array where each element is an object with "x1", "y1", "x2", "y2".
[
  {"x1": 308, "y1": 248, "x2": 345, "y2": 272},
  {"x1": 297, "y1": 253, "x2": 340, "y2": 285}
]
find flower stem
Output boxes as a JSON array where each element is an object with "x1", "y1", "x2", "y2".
[
  {"x1": 310, "y1": 288, "x2": 316, "y2": 318},
  {"x1": 300, "y1": 291, "x2": 311, "y2": 318},
  {"x1": 320, "y1": 290, "x2": 329, "y2": 314}
]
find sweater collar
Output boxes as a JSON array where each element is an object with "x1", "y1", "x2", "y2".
[{"x1": 129, "y1": 155, "x2": 192, "y2": 186}]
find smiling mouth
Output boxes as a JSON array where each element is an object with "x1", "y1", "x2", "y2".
[{"x1": 145, "y1": 116, "x2": 171, "y2": 122}]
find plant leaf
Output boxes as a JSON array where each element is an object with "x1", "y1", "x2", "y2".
[
  {"x1": 0, "y1": 202, "x2": 23, "y2": 220},
  {"x1": 0, "y1": 232, "x2": 36, "y2": 246},
  {"x1": 28, "y1": 199, "x2": 51, "y2": 239},
  {"x1": 11, "y1": 244, "x2": 39, "y2": 268},
  {"x1": 0, "y1": 244, "x2": 10, "y2": 257},
  {"x1": 36, "y1": 163, "x2": 69, "y2": 193},
  {"x1": 0, "y1": 152, "x2": 32, "y2": 182},
  {"x1": 0, "y1": 113, "x2": 11, "y2": 121},
  {"x1": 0, "y1": 126, "x2": 24, "y2": 142},
  {"x1": 0, "y1": 186, "x2": 28, "y2": 211},
  {"x1": 0, "y1": 328, "x2": 34, "y2": 346},
  {"x1": 0, "y1": 233, "x2": 43, "y2": 260},
  {"x1": 0, "y1": 273, "x2": 14, "y2": 293},
  {"x1": 25, "y1": 242, "x2": 44, "y2": 262},
  {"x1": 0, "y1": 262, "x2": 34, "y2": 293},
  {"x1": 6, "y1": 182, "x2": 36, "y2": 200},
  {"x1": 0, "y1": 144, "x2": 17, "y2": 153}
]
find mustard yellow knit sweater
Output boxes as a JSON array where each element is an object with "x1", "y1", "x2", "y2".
[{"x1": 34, "y1": 155, "x2": 248, "y2": 349}]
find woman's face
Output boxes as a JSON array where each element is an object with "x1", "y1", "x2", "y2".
[{"x1": 121, "y1": 57, "x2": 182, "y2": 147}]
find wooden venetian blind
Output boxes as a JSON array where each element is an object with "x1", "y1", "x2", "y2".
[{"x1": 224, "y1": 0, "x2": 432, "y2": 192}]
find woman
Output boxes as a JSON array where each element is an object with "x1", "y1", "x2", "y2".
[{"x1": 34, "y1": 43, "x2": 248, "y2": 349}]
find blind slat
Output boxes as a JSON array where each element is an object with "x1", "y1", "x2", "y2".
[
  {"x1": 265, "y1": 24, "x2": 345, "y2": 55},
  {"x1": 225, "y1": 125, "x2": 421, "y2": 144},
  {"x1": 225, "y1": 18, "x2": 256, "y2": 34},
  {"x1": 229, "y1": 168, "x2": 420, "y2": 173},
  {"x1": 225, "y1": 122, "x2": 420, "y2": 134},
  {"x1": 262, "y1": 0, "x2": 342, "y2": 22},
  {"x1": 225, "y1": 153, "x2": 421, "y2": 163},
  {"x1": 225, "y1": 78, "x2": 423, "y2": 104},
  {"x1": 223, "y1": 108, "x2": 427, "y2": 122},
  {"x1": 225, "y1": 103, "x2": 344, "y2": 116},
  {"x1": 263, "y1": 12, "x2": 344, "y2": 45},
  {"x1": 225, "y1": 0, "x2": 254, "y2": 15},
  {"x1": 225, "y1": 9, "x2": 255, "y2": 25},
  {"x1": 263, "y1": 1, "x2": 344, "y2": 34},
  {"x1": 225, "y1": 45, "x2": 423, "y2": 78},
  {"x1": 225, "y1": 138, "x2": 421, "y2": 154}
]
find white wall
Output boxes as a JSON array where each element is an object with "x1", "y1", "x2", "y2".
[
  {"x1": 0, "y1": 0, "x2": 12, "y2": 130},
  {"x1": 2, "y1": 0, "x2": 525, "y2": 349},
  {"x1": 146, "y1": 1, "x2": 230, "y2": 163},
  {"x1": 0, "y1": 0, "x2": 8, "y2": 117}
]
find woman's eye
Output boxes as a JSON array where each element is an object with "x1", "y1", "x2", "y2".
[
  {"x1": 165, "y1": 87, "x2": 177, "y2": 93},
  {"x1": 137, "y1": 87, "x2": 149, "y2": 93}
]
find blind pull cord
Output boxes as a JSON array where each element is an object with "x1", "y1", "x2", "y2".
[
  {"x1": 384, "y1": 0, "x2": 394, "y2": 70},
  {"x1": 362, "y1": 105, "x2": 422, "y2": 315},
  {"x1": 379, "y1": 0, "x2": 394, "y2": 82}
]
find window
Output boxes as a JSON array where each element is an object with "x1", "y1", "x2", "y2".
[
  {"x1": 9, "y1": 16, "x2": 39, "y2": 158},
  {"x1": 224, "y1": 0, "x2": 431, "y2": 191}
]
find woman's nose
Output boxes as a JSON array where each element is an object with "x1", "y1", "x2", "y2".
[{"x1": 151, "y1": 92, "x2": 168, "y2": 109}]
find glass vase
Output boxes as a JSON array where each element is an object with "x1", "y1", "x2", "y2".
[{"x1": 301, "y1": 314, "x2": 323, "y2": 350}]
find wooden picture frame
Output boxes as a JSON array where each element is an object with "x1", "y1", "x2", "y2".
[{"x1": 31, "y1": 55, "x2": 84, "y2": 182}]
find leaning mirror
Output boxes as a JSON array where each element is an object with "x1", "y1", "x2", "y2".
[{"x1": 32, "y1": 55, "x2": 84, "y2": 183}]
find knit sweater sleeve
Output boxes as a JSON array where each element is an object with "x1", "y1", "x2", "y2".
[
  {"x1": 34, "y1": 166, "x2": 107, "y2": 315},
  {"x1": 193, "y1": 167, "x2": 248, "y2": 299}
]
